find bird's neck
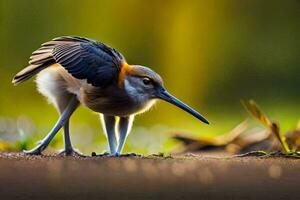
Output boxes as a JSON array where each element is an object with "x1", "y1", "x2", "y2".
[{"x1": 118, "y1": 62, "x2": 132, "y2": 88}]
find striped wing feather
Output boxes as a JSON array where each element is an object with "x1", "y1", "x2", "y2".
[{"x1": 13, "y1": 36, "x2": 126, "y2": 88}]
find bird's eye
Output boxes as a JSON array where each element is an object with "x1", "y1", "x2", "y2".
[{"x1": 143, "y1": 77, "x2": 151, "y2": 85}]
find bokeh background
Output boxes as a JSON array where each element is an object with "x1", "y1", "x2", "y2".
[{"x1": 0, "y1": 0, "x2": 299, "y2": 154}]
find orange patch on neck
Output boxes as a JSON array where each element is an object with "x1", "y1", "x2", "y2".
[
  {"x1": 51, "y1": 63, "x2": 61, "y2": 67},
  {"x1": 118, "y1": 62, "x2": 132, "y2": 88}
]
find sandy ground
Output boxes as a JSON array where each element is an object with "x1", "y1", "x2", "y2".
[{"x1": 0, "y1": 152, "x2": 299, "y2": 200}]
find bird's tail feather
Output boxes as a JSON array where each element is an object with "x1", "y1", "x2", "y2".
[{"x1": 12, "y1": 45, "x2": 56, "y2": 85}]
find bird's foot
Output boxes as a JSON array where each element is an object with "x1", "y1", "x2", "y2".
[
  {"x1": 91, "y1": 152, "x2": 142, "y2": 157},
  {"x1": 23, "y1": 145, "x2": 45, "y2": 155},
  {"x1": 59, "y1": 148, "x2": 85, "y2": 157}
]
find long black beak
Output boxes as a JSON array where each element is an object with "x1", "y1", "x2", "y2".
[{"x1": 155, "y1": 87, "x2": 209, "y2": 124}]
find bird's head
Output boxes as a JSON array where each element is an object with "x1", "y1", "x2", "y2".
[{"x1": 120, "y1": 64, "x2": 209, "y2": 124}]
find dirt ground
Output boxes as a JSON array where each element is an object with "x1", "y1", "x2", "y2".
[{"x1": 0, "y1": 152, "x2": 299, "y2": 200}]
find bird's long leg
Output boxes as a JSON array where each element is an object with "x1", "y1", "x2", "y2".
[
  {"x1": 60, "y1": 118, "x2": 83, "y2": 156},
  {"x1": 100, "y1": 114, "x2": 117, "y2": 155},
  {"x1": 116, "y1": 115, "x2": 134, "y2": 155},
  {"x1": 24, "y1": 97, "x2": 79, "y2": 155},
  {"x1": 63, "y1": 119, "x2": 72, "y2": 153},
  {"x1": 55, "y1": 94, "x2": 82, "y2": 156}
]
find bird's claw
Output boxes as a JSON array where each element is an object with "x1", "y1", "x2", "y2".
[
  {"x1": 23, "y1": 147, "x2": 43, "y2": 155},
  {"x1": 91, "y1": 152, "x2": 143, "y2": 157},
  {"x1": 59, "y1": 149, "x2": 85, "y2": 157}
]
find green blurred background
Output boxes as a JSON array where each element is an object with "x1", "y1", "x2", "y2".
[{"x1": 0, "y1": 0, "x2": 299, "y2": 154}]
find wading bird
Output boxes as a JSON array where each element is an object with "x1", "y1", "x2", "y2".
[{"x1": 12, "y1": 36, "x2": 209, "y2": 156}]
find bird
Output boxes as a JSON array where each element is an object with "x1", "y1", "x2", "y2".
[{"x1": 12, "y1": 36, "x2": 209, "y2": 156}]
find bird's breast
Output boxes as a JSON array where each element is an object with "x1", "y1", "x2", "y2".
[{"x1": 80, "y1": 85, "x2": 155, "y2": 116}]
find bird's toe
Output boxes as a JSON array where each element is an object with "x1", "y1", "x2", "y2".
[
  {"x1": 23, "y1": 147, "x2": 43, "y2": 155},
  {"x1": 59, "y1": 149, "x2": 85, "y2": 157}
]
